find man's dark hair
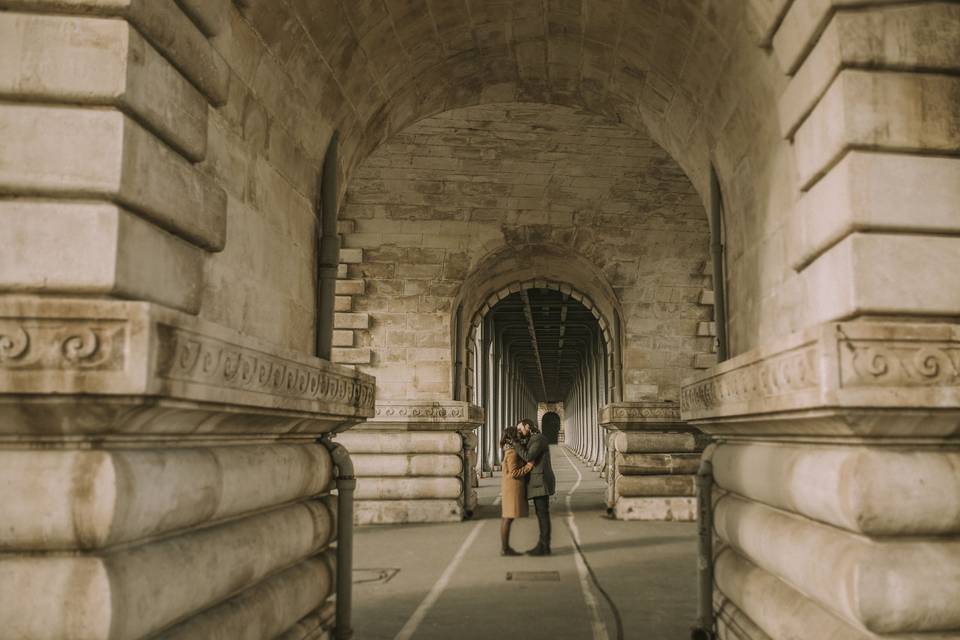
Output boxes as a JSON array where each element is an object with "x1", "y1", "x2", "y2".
[{"x1": 518, "y1": 417, "x2": 538, "y2": 432}]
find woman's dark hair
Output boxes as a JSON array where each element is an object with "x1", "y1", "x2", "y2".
[{"x1": 500, "y1": 426, "x2": 520, "y2": 448}]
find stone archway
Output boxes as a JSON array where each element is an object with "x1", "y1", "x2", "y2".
[
  {"x1": 452, "y1": 244, "x2": 624, "y2": 406},
  {"x1": 541, "y1": 411, "x2": 561, "y2": 444},
  {"x1": 3, "y1": 2, "x2": 958, "y2": 638}
]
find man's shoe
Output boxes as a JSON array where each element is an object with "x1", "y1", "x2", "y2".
[
  {"x1": 526, "y1": 544, "x2": 550, "y2": 556},
  {"x1": 501, "y1": 547, "x2": 521, "y2": 557}
]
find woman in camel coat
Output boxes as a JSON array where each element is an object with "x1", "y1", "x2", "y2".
[{"x1": 500, "y1": 426, "x2": 531, "y2": 556}]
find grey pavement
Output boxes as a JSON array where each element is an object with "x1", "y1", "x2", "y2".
[{"x1": 352, "y1": 445, "x2": 698, "y2": 640}]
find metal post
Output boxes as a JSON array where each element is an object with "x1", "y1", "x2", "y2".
[
  {"x1": 692, "y1": 450, "x2": 716, "y2": 640},
  {"x1": 321, "y1": 436, "x2": 355, "y2": 640}
]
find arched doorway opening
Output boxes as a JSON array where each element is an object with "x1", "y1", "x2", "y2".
[
  {"x1": 455, "y1": 274, "x2": 618, "y2": 476},
  {"x1": 541, "y1": 412, "x2": 561, "y2": 444}
]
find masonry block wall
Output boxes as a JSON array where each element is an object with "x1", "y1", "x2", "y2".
[
  {"x1": 0, "y1": 2, "x2": 374, "y2": 637},
  {"x1": 339, "y1": 103, "x2": 714, "y2": 403}
]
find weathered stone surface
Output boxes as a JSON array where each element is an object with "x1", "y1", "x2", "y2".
[
  {"x1": 274, "y1": 601, "x2": 335, "y2": 640},
  {"x1": 772, "y1": 0, "x2": 910, "y2": 74},
  {"x1": 0, "y1": 500, "x2": 334, "y2": 640},
  {"x1": 805, "y1": 233, "x2": 960, "y2": 323},
  {"x1": 0, "y1": 0, "x2": 230, "y2": 105},
  {"x1": 352, "y1": 453, "x2": 462, "y2": 478},
  {"x1": 791, "y1": 152, "x2": 960, "y2": 270},
  {"x1": 714, "y1": 491, "x2": 960, "y2": 634},
  {"x1": 0, "y1": 12, "x2": 208, "y2": 160},
  {"x1": 173, "y1": 0, "x2": 230, "y2": 36},
  {"x1": 0, "y1": 200, "x2": 203, "y2": 313},
  {"x1": 713, "y1": 443, "x2": 960, "y2": 536},
  {"x1": 335, "y1": 279, "x2": 365, "y2": 295},
  {"x1": 599, "y1": 402, "x2": 683, "y2": 429},
  {"x1": 779, "y1": 3, "x2": 960, "y2": 138},
  {"x1": 616, "y1": 453, "x2": 701, "y2": 476},
  {"x1": 355, "y1": 477, "x2": 461, "y2": 500},
  {"x1": 616, "y1": 474, "x2": 696, "y2": 498},
  {"x1": 0, "y1": 444, "x2": 332, "y2": 549},
  {"x1": 682, "y1": 320, "x2": 960, "y2": 436},
  {"x1": 341, "y1": 104, "x2": 711, "y2": 402},
  {"x1": 614, "y1": 497, "x2": 697, "y2": 522},
  {"x1": 0, "y1": 104, "x2": 227, "y2": 251},
  {"x1": 157, "y1": 555, "x2": 333, "y2": 640},
  {"x1": 331, "y1": 347, "x2": 372, "y2": 364},
  {"x1": 335, "y1": 431, "x2": 462, "y2": 454},
  {"x1": 794, "y1": 70, "x2": 960, "y2": 189},
  {"x1": 334, "y1": 312, "x2": 369, "y2": 329},
  {"x1": 716, "y1": 549, "x2": 871, "y2": 640},
  {"x1": 354, "y1": 499, "x2": 462, "y2": 525},
  {"x1": 369, "y1": 400, "x2": 484, "y2": 430},
  {"x1": 613, "y1": 432, "x2": 705, "y2": 454},
  {"x1": 0, "y1": 297, "x2": 375, "y2": 432}
]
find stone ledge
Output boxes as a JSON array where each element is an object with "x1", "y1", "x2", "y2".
[
  {"x1": 599, "y1": 401, "x2": 683, "y2": 430},
  {"x1": 364, "y1": 400, "x2": 484, "y2": 431},
  {"x1": 681, "y1": 320, "x2": 960, "y2": 437},
  {"x1": 0, "y1": 296, "x2": 375, "y2": 435}
]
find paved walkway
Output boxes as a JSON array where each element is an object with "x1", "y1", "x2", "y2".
[{"x1": 352, "y1": 445, "x2": 698, "y2": 640}]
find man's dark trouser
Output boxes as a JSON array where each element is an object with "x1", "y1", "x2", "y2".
[{"x1": 533, "y1": 495, "x2": 551, "y2": 548}]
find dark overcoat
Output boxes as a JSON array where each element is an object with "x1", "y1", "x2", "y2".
[{"x1": 515, "y1": 432, "x2": 556, "y2": 499}]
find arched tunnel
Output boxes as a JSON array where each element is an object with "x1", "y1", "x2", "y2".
[
  {"x1": 475, "y1": 286, "x2": 610, "y2": 475},
  {"x1": 2, "y1": 2, "x2": 956, "y2": 639}
]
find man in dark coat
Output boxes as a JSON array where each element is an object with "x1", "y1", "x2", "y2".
[{"x1": 515, "y1": 417, "x2": 556, "y2": 556}]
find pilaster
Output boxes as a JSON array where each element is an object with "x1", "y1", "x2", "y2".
[
  {"x1": 334, "y1": 400, "x2": 485, "y2": 524},
  {"x1": 0, "y1": 296, "x2": 375, "y2": 639},
  {"x1": 682, "y1": 320, "x2": 960, "y2": 638},
  {"x1": 599, "y1": 402, "x2": 705, "y2": 521}
]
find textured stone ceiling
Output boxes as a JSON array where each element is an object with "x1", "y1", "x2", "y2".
[{"x1": 240, "y1": 0, "x2": 762, "y2": 185}]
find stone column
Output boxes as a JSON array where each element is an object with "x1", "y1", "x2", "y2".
[
  {"x1": 335, "y1": 400, "x2": 484, "y2": 525},
  {"x1": 0, "y1": 297, "x2": 375, "y2": 639},
  {"x1": 695, "y1": 4, "x2": 960, "y2": 635},
  {"x1": 600, "y1": 402, "x2": 706, "y2": 521},
  {"x1": 683, "y1": 321, "x2": 960, "y2": 637}
]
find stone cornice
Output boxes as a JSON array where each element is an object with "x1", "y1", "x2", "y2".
[
  {"x1": 0, "y1": 297, "x2": 376, "y2": 434},
  {"x1": 681, "y1": 321, "x2": 960, "y2": 435},
  {"x1": 599, "y1": 402, "x2": 684, "y2": 430},
  {"x1": 365, "y1": 400, "x2": 485, "y2": 431}
]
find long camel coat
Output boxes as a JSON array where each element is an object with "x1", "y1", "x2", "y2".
[{"x1": 500, "y1": 446, "x2": 530, "y2": 518}]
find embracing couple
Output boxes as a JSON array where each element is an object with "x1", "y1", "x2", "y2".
[{"x1": 500, "y1": 418, "x2": 557, "y2": 557}]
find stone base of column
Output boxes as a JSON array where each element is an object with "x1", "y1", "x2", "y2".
[
  {"x1": 683, "y1": 320, "x2": 960, "y2": 638},
  {"x1": 0, "y1": 296, "x2": 375, "y2": 639},
  {"x1": 600, "y1": 402, "x2": 706, "y2": 521},
  {"x1": 334, "y1": 400, "x2": 484, "y2": 525},
  {"x1": 614, "y1": 497, "x2": 697, "y2": 521}
]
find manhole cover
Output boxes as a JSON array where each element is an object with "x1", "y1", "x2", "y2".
[
  {"x1": 353, "y1": 568, "x2": 400, "y2": 584},
  {"x1": 506, "y1": 571, "x2": 560, "y2": 582}
]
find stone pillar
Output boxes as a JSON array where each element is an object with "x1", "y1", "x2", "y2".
[
  {"x1": 0, "y1": 297, "x2": 375, "y2": 639},
  {"x1": 335, "y1": 401, "x2": 484, "y2": 525},
  {"x1": 693, "y1": 4, "x2": 960, "y2": 635},
  {"x1": 683, "y1": 321, "x2": 960, "y2": 637},
  {"x1": 0, "y1": 3, "x2": 378, "y2": 637},
  {"x1": 600, "y1": 402, "x2": 706, "y2": 521}
]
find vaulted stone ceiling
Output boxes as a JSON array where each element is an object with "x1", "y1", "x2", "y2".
[{"x1": 238, "y1": 0, "x2": 780, "y2": 190}]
